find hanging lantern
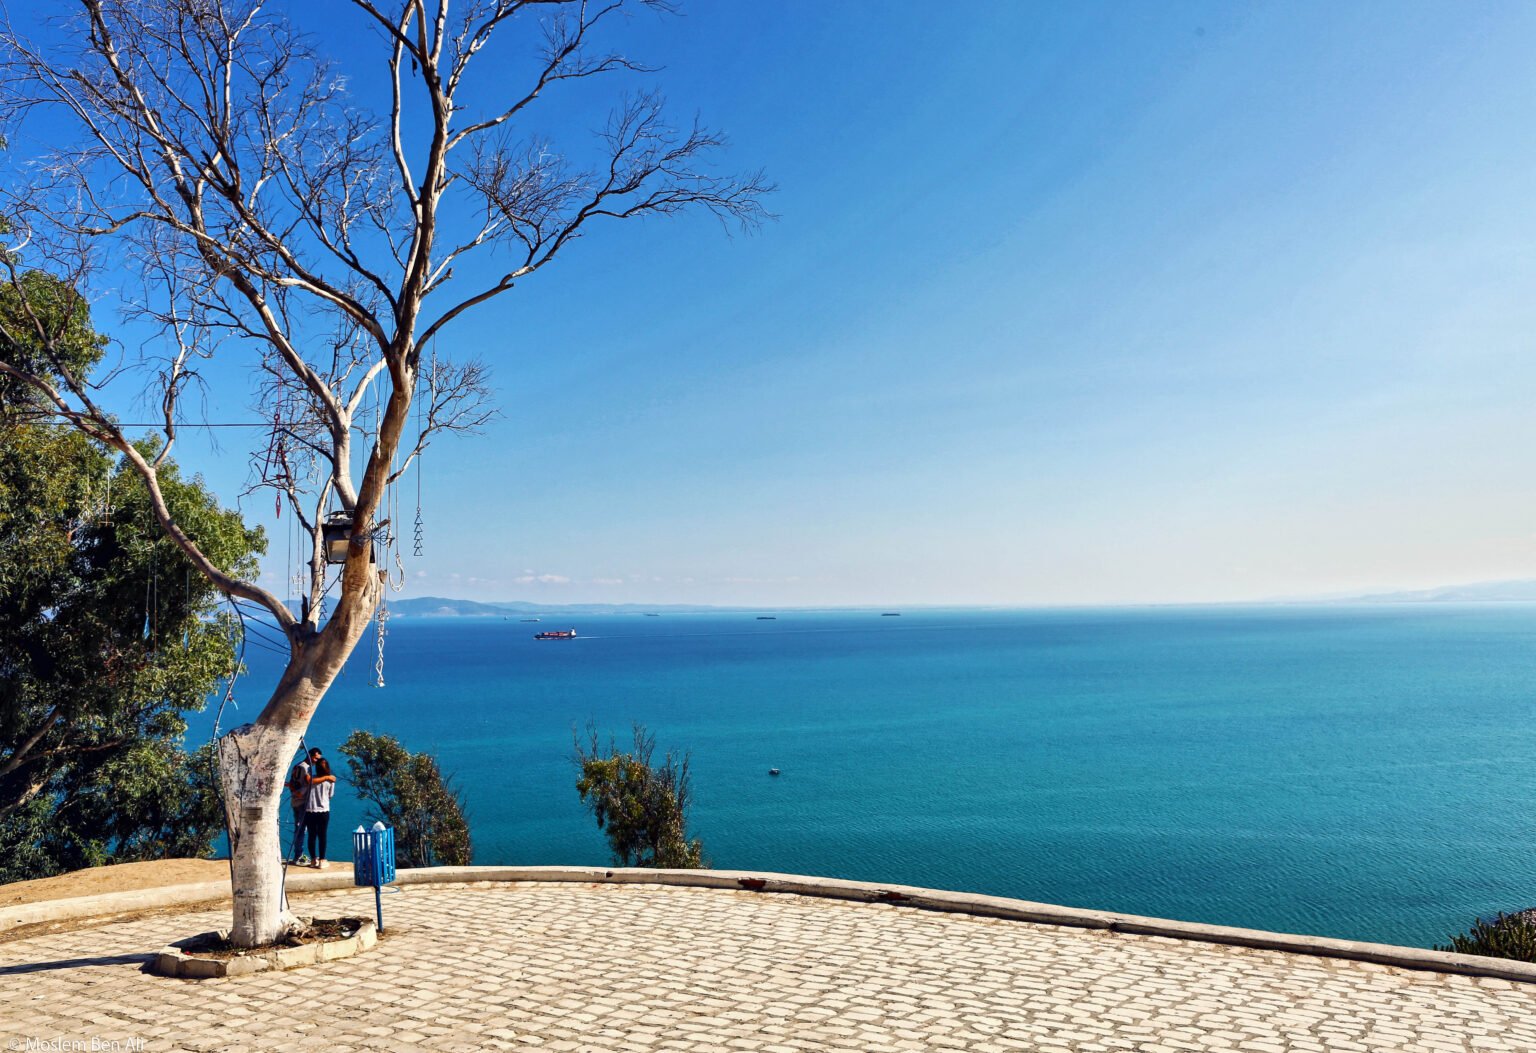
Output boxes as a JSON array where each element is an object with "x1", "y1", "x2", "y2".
[{"x1": 322, "y1": 511, "x2": 355, "y2": 564}]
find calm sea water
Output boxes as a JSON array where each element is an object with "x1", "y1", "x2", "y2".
[{"x1": 199, "y1": 605, "x2": 1536, "y2": 948}]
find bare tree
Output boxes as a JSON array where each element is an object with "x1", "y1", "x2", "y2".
[{"x1": 0, "y1": 0, "x2": 768, "y2": 946}]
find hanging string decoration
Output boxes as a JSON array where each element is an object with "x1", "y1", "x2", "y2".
[
  {"x1": 259, "y1": 372, "x2": 291, "y2": 520},
  {"x1": 373, "y1": 599, "x2": 389, "y2": 687},
  {"x1": 390, "y1": 457, "x2": 406, "y2": 593},
  {"x1": 412, "y1": 478, "x2": 423, "y2": 555},
  {"x1": 144, "y1": 534, "x2": 158, "y2": 647},
  {"x1": 99, "y1": 467, "x2": 114, "y2": 526},
  {"x1": 412, "y1": 436, "x2": 424, "y2": 556},
  {"x1": 413, "y1": 346, "x2": 427, "y2": 556},
  {"x1": 289, "y1": 507, "x2": 304, "y2": 609}
]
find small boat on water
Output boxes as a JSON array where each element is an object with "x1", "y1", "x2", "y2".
[
  {"x1": 535, "y1": 628, "x2": 576, "y2": 639},
  {"x1": 643, "y1": 612, "x2": 660, "y2": 617},
  {"x1": 521, "y1": 617, "x2": 541, "y2": 622},
  {"x1": 882, "y1": 612, "x2": 901, "y2": 616},
  {"x1": 768, "y1": 768, "x2": 780, "y2": 776},
  {"x1": 756, "y1": 616, "x2": 776, "y2": 620}
]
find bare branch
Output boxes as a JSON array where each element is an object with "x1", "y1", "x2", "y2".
[
  {"x1": 0, "y1": 0, "x2": 769, "y2": 731},
  {"x1": 388, "y1": 353, "x2": 498, "y2": 482}
]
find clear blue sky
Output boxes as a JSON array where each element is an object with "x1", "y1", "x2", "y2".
[{"x1": 53, "y1": 2, "x2": 1536, "y2": 606}]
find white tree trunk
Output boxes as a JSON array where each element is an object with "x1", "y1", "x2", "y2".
[
  {"x1": 218, "y1": 722, "x2": 306, "y2": 947},
  {"x1": 216, "y1": 598, "x2": 373, "y2": 948}
]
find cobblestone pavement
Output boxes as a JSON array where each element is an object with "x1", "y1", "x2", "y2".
[{"x1": 3, "y1": 881, "x2": 1535, "y2": 1052}]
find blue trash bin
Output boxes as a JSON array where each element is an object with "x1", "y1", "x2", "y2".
[
  {"x1": 352, "y1": 822, "x2": 396, "y2": 933},
  {"x1": 352, "y1": 822, "x2": 396, "y2": 887}
]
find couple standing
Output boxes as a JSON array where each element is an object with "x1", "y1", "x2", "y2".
[{"x1": 286, "y1": 747, "x2": 337, "y2": 868}]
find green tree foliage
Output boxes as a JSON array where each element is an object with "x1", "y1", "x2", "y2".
[
  {"x1": 0, "y1": 414, "x2": 264, "y2": 881},
  {"x1": 339, "y1": 730, "x2": 471, "y2": 868},
  {"x1": 574, "y1": 723, "x2": 704, "y2": 869},
  {"x1": 1436, "y1": 912, "x2": 1536, "y2": 963},
  {"x1": 0, "y1": 742, "x2": 225, "y2": 881},
  {"x1": 0, "y1": 258, "x2": 107, "y2": 413}
]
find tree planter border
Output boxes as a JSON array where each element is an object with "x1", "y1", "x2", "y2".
[{"x1": 151, "y1": 915, "x2": 376, "y2": 978}]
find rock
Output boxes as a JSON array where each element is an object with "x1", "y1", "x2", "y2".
[{"x1": 1496, "y1": 909, "x2": 1536, "y2": 929}]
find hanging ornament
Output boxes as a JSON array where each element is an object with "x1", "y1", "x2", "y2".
[
  {"x1": 412, "y1": 462, "x2": 424, "y2": 557},
  {"x1": 99, "y1": 470, "x2": 114, "y2": 526},
  {"x1": 373, "y1": 599, "x2": 389, "y2": 688},
  {"x1": 414, "y1": 369, "x2": 425, "y2": 556}
]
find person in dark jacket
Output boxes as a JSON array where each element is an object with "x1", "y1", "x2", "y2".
[{"x1": 285, "y1": 748, "x2": 320, "y2": 865}]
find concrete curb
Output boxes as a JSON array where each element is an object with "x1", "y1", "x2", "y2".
[
  {"x1": 7, "y1": 863, "x2": 1534, "y2": 985},
  {"x1": 152, "y1": 915, "x2": 376, "y2": 978}
]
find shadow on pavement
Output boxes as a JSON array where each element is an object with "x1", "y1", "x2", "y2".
[{"x1": 0, "y1": 952, "x2": 153, "y2": 975}]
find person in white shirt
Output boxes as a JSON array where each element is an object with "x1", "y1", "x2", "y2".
[{"x1": 304, "y1": 753, "x2": 338, "y2": 869}]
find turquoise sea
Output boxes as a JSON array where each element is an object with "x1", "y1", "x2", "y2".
[{"x1": 203, "y1": 605, "x2": 1536, "y2": 949}]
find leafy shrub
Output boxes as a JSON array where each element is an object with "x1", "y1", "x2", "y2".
[
  {"x1": 575, "y1": 722, "x2": 704, "y2": 869},
  {"x1": 1436, "y1": 912, "x2": 1536, "y2": 963},
  {"x1": 339, "y1": 730, "x2": 471, "y2": 867}
]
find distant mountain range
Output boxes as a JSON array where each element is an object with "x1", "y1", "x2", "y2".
[
  {"x1": 387, "y1": 582, "x2": 1536, "y2": 617},
  {"x1": 1333, "y1": 579, "x2": 1536, "y2": 604},
  {"x1": 388, "y1": 596, "x2": 755, "y2": 617}
]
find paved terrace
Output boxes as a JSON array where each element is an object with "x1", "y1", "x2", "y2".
[{"x1": 4, "y1": 879, "x2": 1536, "y2": 1052}]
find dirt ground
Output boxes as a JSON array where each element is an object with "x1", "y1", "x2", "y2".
[{"x1": 0, "y1": 858, "x2": 230, "y2": 907}]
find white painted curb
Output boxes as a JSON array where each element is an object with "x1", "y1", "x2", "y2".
[{"x1": 5, "y1": 863, "x2": 1533, "y2": 985}]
